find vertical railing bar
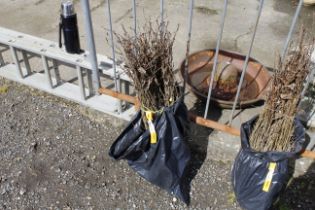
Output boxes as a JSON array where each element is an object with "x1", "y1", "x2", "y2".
[
  {"x1": 281, "y1": 0, "x2": 303, "y2": 60},
  {"x1": 300, "y1": 65, "x2": 315, "y2": 101},
  {"x1": 123, "y1": 81, "x2": 130, "y2": 96},
  {"x1": 41, "y1": 55, "x2": 53, "y2": 88},
  {"x1": 0, "y1": 52, "x2": 5, "y2": 66},
  {"x1": 106, "y1": 0, "x2": 122, "y2": 113},
  {"x1": 80, "y1": 0, "x2": 100, "y2": 95},
  {"x1": 132, "y1": 0, "x2": 137, "y2": 37},
  {"x1": 22, "y1": 51, "x2": 31, "y2": 76},
  {"x1": 76, "y1": 65, "x2": 86, "y2": 100},
  {"x1": 228, "y1": 0, "x2": 265, "y2": 126},
  {"x1": 120, "y1": 80, "x2": 127, "y2": 108},
  {"x1": 203, "y1": 0, "x2": 228, "y2": 118},
  {"x1": 52, "y1": 59, "x2": 61, "y2": 85},
  {"x1": 86, "y1": 68, "x2": 94, "y2": 96},
  {"x1": 160, "y1": 0, "x2": 164, "y2": 24},
  {"x1": 117, "y1": 76, "x2": 123, "y2": 110},
  {"x1": 9, "y1": 46, "x2": 23, "y2": 78},
  {"x1": 183, "y1": 0, "x2": 194, "y2": 100}
]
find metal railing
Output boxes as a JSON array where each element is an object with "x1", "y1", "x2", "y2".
[
  {"x1": 181, "y1": 0, "x2": 309, "y2": 126},
  {"x1": 97, "y1": 0, "x2": 307, "y2": 126},
  {"x1": 97, "y1": 0, "x2": 315, "y2": 159},
  {"x1": 0, "y1": 0, "x2": 310, "y2": 126},
  {"x1": 0, "y1": 0, "x2": 314, "y2": 159}
]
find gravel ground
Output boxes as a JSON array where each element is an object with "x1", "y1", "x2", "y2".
[{"x1": 0, "y1": 77, "x2": 314, "y2": 210}]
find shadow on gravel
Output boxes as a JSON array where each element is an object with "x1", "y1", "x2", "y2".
[
  {"x1": 181, "y1": 99, "x2": 222, "y2": 205},
  {"x1": 273, "y1": 134, "x2": 315, "y2": 210},
  {"x1": 274, "y1": 162, "x2": 315, "y2": 210}
]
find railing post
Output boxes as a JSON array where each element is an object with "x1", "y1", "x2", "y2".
[
  {"x1": 80, "y1": 0, "x2": 100, "y2": 95},
  {"x1": 300, "y1": 64, "x2": 315, "y2": 100},
  {"x1": 229, "y1": 0, "x2": 265, "y2": 126},
  {"x1": 203, "y1": 0, "x2": 228, "y2": 119},
  {"x1": 106, "y1": 0, "x2": 122, "y2": 113},
  {"x1": 86, "y1": 68, "x2": 93, "y2": 96},
  {"x1": 132, "y1": 0, "x2": 137, "y2": 37},
  {"x1": 9, "y1": 46, "x2": 23, "y2": 78},
  {"x1": 41, "y1": 55, "x2": 53, "y2": 88},
  {"x1": 183, "y1": 0, "x2": 194, "y2": 100},
  {"x1": 281, "y1": 0, "x2": 303, "y2": 60},
  {"x1": 0, "y1": 51, "x2": 5, "y2": 67},
  {"x1": 160, "y1": 0, "x2": 164, "y2": 24},
  {"x1": 52, "y1": 60, "x2": 61, "y2": 85},
  {"x1": 21, "y1": 50, "x2": 31, "y2": 76},
  {"x1": 76, "y1": 65, "x2": 86, "y2": 100}
]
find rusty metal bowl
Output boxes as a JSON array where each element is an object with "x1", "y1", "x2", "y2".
[{"x1": 180, "y1": 49, "x2": 272, "y2": 108}]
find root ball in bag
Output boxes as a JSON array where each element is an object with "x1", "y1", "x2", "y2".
[
  {"x1": 232, "y1": 28, "x2": 313, "y2": 210},
  {"x1": 110, "y1": 22, "x2": 191, "y2": 204},
  {"x1": 116, "y1": 21, "x2": 179, "y2": 111}
]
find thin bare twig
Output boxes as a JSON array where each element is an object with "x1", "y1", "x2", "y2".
[
  {"x1": 116, "y1": 21, "x2": 179, "y2": 111},
  {"x1": 250, "y1": 28, "x2": 314, "y2": 152}
]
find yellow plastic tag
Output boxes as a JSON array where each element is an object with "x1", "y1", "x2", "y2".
[
  {"x1": 262, "y1": 162, "x2": 277, "y2": 192},
  {"x1": 145, "y1": 111, "x2": 157, "y2": 144}
]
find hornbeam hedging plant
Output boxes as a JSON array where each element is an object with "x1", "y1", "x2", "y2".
[
  {"x1": 250, "y1": 28, "x2": 314, "y2": 152},
  {"x1": 116, "y1": 21, "x2": 179, "y2": 112}
]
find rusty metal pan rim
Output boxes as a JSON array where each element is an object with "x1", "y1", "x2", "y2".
[{"x1": 180, "y1": 49, "x2": 271, "y2": 108}]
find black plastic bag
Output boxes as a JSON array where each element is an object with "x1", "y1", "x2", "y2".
[
  {"x1": 109, "y1": 101, "x2": 191, "y2": 203},
  {"x1": 232, "y1": 116, "x2": 306, "y2": 210}
]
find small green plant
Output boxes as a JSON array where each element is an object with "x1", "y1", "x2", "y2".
[
  {"x1": 227, "y1": 192, "x2": 236, "y2": 204},
  {"x1": 0, "y1": 85, "x2": 9, "y2": 94}
]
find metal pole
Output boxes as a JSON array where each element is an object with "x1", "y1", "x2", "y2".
[
  {"x1": 183, "y1": 0, "x2": 194, "y2": 99},
  {"x1": 76, "y1": 65, "x2": 86, "y2": 100},
  {"x1": 52, "y1": 60, "x2": 61, "y2": 85},
  {"x1": 132, "y1": 0, "x2": 137, "y2": 37},
  {"x1": 123, "y1": 81, "x2": 130, "y2": 96},
  {"x1": 22, "y1": 51, "x2": 31, "y2": 76},
  {"x1": 10, "y1": 46, "x2": 23, "y2": 78},
  {"x1": 300, "y1": 64, "x2": 315, "y2": 100},
  {"x1": 106, "y1": 0, "x2": 122, "y2": 113},
  {"x1": 86, "y1": 68, "x2": 93, "y2": 96},
  {"x1": 160, "y1": 0, "x2": 164, "y2": 24},
  {"x1": 41, "y1": 55, "x2": 53, "y2": 88},
  {"x1": 117, "y1": 77, "x2": 123, "y2": 112},
  {"x1": 203, "y1": 0, "x2": 228, "y2": 118},
  {"x1": 0, "y1": 52, "x2": 5, "y2": 67},
  {"x1": 281, "y1": 0, "x2": 303, "y2": 60},
  {"x1": 80, "y1": 0, "x2": 100, "y2": 95},
  {"x1": 229, "y1": 0, "x2": 265, "y2": 125}
]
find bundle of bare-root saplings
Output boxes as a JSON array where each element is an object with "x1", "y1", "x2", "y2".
[
  {"x1": 232, "y1": 30, "x2": 313, "y2": 210},
  {"x1": 109, "y1": 22, "x2": 191, "y2": 204}
]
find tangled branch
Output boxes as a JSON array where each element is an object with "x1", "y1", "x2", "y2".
[
  {"x1": 250, "y1": 28, "x2": 314, "y2": 152},
  {"x1": 116, "y1": 21, "x2": 179, "y2": 112}
]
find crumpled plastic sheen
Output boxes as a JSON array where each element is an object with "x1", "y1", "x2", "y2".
[
  {"x1": 232, "y1": 116, "x2": 306, "y2": 210},
  {"x1": 109, "y1": 101, "x2": 191, "y2": 204}
]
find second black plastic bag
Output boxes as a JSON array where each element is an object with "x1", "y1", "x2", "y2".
[
  {"x1": 232, "y1": 117, "x2": 306, "y2": 210},
  {"x1": 109, "y1": 101, "x2": 191, "y2": 203}
]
